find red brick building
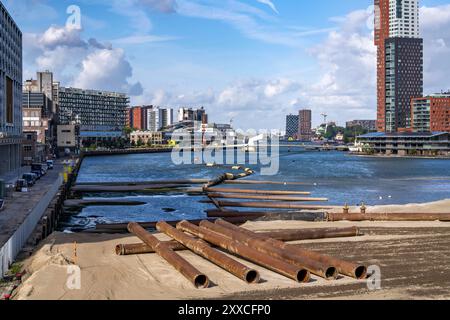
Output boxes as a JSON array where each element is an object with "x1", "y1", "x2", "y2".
[
  {"x1": 412, "y1": 94, "x2": 450, "y2": 132},
  {"x1": 298, "y1": 109, "x2": 313, "y2": 141},
  {"x1": 128, "y1": 106, "x2": 144, "y2": 130},
  {"x1": 374, "y1": 0, "x2": 390, "y2": 132}
]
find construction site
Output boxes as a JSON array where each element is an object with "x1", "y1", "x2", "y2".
[{"x1": 3, "y1": 159, "x2": 450, "y2": 300}]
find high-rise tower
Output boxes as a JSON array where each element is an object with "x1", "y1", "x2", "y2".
[
  {"x1": 374, "y1": 0, "x2": 390, "y2": 132},
  {"x1": 375, "y1": 0, "x2": 423, "y2": 132}
]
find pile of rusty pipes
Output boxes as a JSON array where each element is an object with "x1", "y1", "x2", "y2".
[{"x1": 122, "y1": 219, "x2": 366, "y2": 289}]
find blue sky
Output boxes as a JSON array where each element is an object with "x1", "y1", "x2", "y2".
[{"x1": 3, "y1": 0, "x2": 450, "y2": 129}]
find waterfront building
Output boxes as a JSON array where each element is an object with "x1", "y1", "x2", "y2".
[
  {"x1": 357, "y1": 131, "x2": 450, "y2": 156},
  {"x1": 298, "y1": 109, "x2": 313, "y2": 141},
  {"x1": 412, "y1": 93, "x2": 450, "y2": 133},
  {"x1": 178, "y1": 107, "x2": 208, "y2": 124},
  {"x1": 58, "y1": 87, "x2": 128, "y2": 135},
  {"x1": 384, "y1": 37, "x2": 423, "y2": 131},
  {"x1": 128, "y1": 106, "x2": 144, "y2": 130},
  {"x1": 285, "y1": 114, "x2": 299, "y2": 140},
  {"x1": 178, "y1": 107, "x2": 193, "y2": 122},
  {"x1": 130, "y1": 131, "x2": 163, "y2": 145},
  {"x1": 346, "y1": 120, "x2": 377, "y2": 131},
  {"x1": 145, "y1": 106, "x2": 174, "y2": 131},
  {"x1": 0, "y1": 2, "x2": 23, "y2": 177},
  {"x1": 160, "y1": 108, "x2": 174, "y2": 129},
  {"x1": 212, "y1": 123, "x2": 233, "y2": 136},
  {"x1": 375, "y1": 0, "x2": 423, "y2": 132},
  {"x1": 388, "y1": 0, "x2": 420, "y2": 38},
  {"x1": 128, "y1": 106, "x2": 174, "y2": 131}
]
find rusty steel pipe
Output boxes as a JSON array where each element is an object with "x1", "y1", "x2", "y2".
[
  {"x1": 206, "y1": 210, "x2": 266, "y2": 218},
  {"x1": 204, "y1": 187, "x2": 311, "y2": 195},
  {"x1": 217, "y1": 201, "x2": 335, "y2": 210},
  {"x1": 127, "y1": 222, "x2": 209, "y2": 288},
  {"x1": 207, "y1": 193, "x2": 328, "y2": 202},
  {"x1": 257, "y1": 226, "x2": 361, "y2": 241},
  {"x1": 156, "y1": 221, "x2": 260, "y2": 284},
  {"x1": 205, "y1": 209, "x2": 327, "y2": 222},
  {"x1": 224, "y1": 180, "x2": 309, "y2": 186},
  {"x1": 115, "y1": 241, "x2": 186, "y2": 255},
  {"x1": 96, "y1": 216, "x2": 253, "y2": 232},
  {"x1": 327, "y1": 212, "x2": 450, "y2": 222},
  {"x1": 176, "y1": 220, "x2": 310, "y2": 283},
  {"x1": 215, "y1": 219, "x2": 367, "y2": 280},
  {"x1": 200, "y1": 220, "x2": 337, "y2": 280},
  {"x1": 116, "y1": 226, "x2": 360, "y2": 255}
]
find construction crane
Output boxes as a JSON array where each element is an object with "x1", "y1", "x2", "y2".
[
  {"x1": 321, "y1": 113, "x2": 329, "y2": 137},
  {"x1": 321, "y1": 113, "x2": 328, "y2": 125}
]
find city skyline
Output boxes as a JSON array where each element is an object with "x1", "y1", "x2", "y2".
[{"x1": 3, "y1": 0, "x2": 450, "y2": 129}]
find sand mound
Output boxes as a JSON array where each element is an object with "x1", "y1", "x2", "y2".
[{"x1": 12, "y1": 199, "x2": 450, "y2": 300}]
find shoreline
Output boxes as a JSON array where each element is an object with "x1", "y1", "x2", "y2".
[
  {"x1": 349, "y1": 153, "x2": 450, "y2": 160},
  {"x1": 10, "y1": 199, "x2": 450, "y2": 300}
]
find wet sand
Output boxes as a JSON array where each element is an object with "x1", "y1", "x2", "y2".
[{"x1": 12, "y1": 200, "x2": 450, "y2": 300}]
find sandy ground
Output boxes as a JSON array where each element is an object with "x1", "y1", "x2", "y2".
[
  {"x1": 12, "y1": 199, "x2": 450, "y2": 300},
  {"x1": 327, "y1": 199, "x2": 450, "y2": 214}
]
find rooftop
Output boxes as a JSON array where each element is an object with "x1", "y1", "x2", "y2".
[{"x1": 59, "y1": 87, "x2": 128, "y2": 98}]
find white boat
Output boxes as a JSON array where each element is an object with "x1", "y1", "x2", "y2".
[{"x1": 348, "y1": 142, "x2": 363, "y2": 153}]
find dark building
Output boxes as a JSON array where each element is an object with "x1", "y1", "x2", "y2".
[
  {"x1": 0, "y1": 2, "x2": 22, "y2": 177},
  {"x1": 298, "y1": 109, "x2": 313, "y2": 141},
  {"x1": 22, "y1": 92, "x2": 53, "y2": 117},
  {"x1": 22, "y1": 131, "x2": 45, "y2": 165},
  {"x1": 385, "y1": 37, "x2": 423, "y2": 132},
  {"x1": 193, "y1": 107, "x2": 208, "y2": 124},
  {"x1": 285, "y1": 114, "x2": 299, "y2": 140},
  {"x1": 58, "y1": 87, "x2": 128, "y2": 132}
]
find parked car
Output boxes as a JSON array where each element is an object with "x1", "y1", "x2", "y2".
[
  {"x1": 31, "y1": 163, "x2": 46, "y2": 177},
  {"x1": 22, "y1": 173, "x2": 36, "y2": 187},
  {"x1": 30, "y1": 168, "x2": 42, "y2": 179},
  {"x1": 15, "y1": 179, "x2": 27, "y2": 192},
  {"x1": 46, "y1": 160, "x2": 54, "y2": 170},
  {"x1": 29, "y1": 172, "x2": 39, "y2": 182}
]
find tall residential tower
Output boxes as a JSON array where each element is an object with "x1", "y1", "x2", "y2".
[{"x1": 375, "y1": 0, "x2": 423, "y2": 132}]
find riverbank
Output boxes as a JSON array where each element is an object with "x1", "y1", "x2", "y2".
[
  {"x1": 351, "y1": 153, "x2": 450, "y2": 160},
  {"x1": 11, "y1": 199, "x2": 450, "y2": 300}
]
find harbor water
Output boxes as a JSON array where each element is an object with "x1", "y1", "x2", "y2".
[{"x1": 64, "y1": 149, "x2": 450, "y2": 230}]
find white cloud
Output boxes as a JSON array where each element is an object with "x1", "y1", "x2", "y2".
[
  {"x1": 139, "y1": 0, "x2": 177, "y2": 13},
  {"x1": 24, "y1": 25, "x2": 143, "y2": 96},
  {"x1": 40, "y1": 26, "x2": 87, "y2": 49},
  {"x1": 73, "y1": 48, "x2": 143, "y2": 95},
  {"x1": 3, "y1": 0, "x2": 58, "y2": 22},
  {"x1": 256, "y1": 0, "x2": 279, "y2": 14},
  {"x1": 421, "y1": 4, "x2": 450, "y2": 93},
  {"x1": 112, "y1": 34, "x2": 178, "y2": 45}
]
